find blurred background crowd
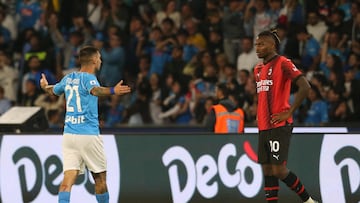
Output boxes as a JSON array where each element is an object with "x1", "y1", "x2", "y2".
[{"x1": 0, "y1": 0, "x2": 359, "y2": 128}]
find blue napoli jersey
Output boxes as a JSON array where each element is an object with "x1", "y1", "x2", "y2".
[{"x1": 53, "y1": 72, "x2": 100, "y2": 135}]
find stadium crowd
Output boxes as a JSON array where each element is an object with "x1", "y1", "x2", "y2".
[{"x1": 0, "y1": 0, "x2": 359, "y2": 128}]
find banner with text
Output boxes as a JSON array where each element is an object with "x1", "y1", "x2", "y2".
[{"x1": 0, "y1": 134, "x2": 359, "y2": 203}]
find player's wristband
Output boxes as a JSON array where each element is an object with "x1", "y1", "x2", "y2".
[{"x1": 110, "y1": 87, "x2": 115, "y2": 95}]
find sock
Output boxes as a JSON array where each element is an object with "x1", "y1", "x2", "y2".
[
  {"x1": 58, "y1": 191, "x2": 70, "y2": 203},
  {"x1": 264, "y1": 176, "x2": 279, "y2": 203},
  {"x1": 281, "y1": 171, "x2": 310, "y2": 202},
  {"x1": 96, "y1": 192, "x2": 109, "y2": 203}
]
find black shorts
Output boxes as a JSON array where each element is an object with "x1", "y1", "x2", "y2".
[{"x1": 257, "y1": 125, "x2": 293, "y2": 165}]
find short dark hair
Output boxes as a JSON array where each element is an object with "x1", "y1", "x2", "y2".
[
  {"x1": 216, "y1": 83, "x2": 229, "y2": 98},
  {"x1": 258, "y1": 29, "x2": 281, "y2": 51},
  {"x1": 78, "y1": 46, "x2": 99, "y2": 65}
]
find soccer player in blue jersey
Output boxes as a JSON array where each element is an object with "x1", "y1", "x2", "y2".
[{"x1": 40, "y1": 46, "x2": 131, "y2": 203}]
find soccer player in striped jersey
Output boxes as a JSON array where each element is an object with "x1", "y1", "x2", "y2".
[
  {"x1": 40, "y1": 46, "x2": 131, "y2": 203},
  {"x1": 254, "y1": 29, "x2": 318, "y2": 203}
]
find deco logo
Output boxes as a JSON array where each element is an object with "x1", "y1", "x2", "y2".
[
  {"x1": 0, "y1": 135, "x2": 120, "y2": 203},
  {"x1": 320, "y1": 134, "x2": 360, "y2": 203}
]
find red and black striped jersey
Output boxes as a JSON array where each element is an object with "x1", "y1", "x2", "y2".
[{"x1": 254, "y1": 55, "x2": 302, "y2": 131}]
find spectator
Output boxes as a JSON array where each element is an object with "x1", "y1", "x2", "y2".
[
  {"x1": 295, "y1": 26, "x2": 321, "y2": 72},
  {"x1": 184, "y1": 18, "x2": 207, "y2": 51},
  {"x1": 159, "y1": 79, "x2": 192, "y2": 124},
  {"x1": 0, "y1": 3, "x2": 17, "y2": 40},
  {"x1": 348, "y1": 12, "x2": 360, "y2": 55},
  {"x1": 319, "y1": 53, "x2": 343, "y2": 80},
  {"x1": 344, "y1": 1, "x2": 360, "y2": 38},
  {"x1": 334, "y1": 0, "x2": 351, "y2": 22},
  {"x1": 87, "y1": 0, "x2": 103, "y2": 30},
  {"x1": 0, "y1": 51, "x2": 18, "y2": 102},
  {"x1": 21, "y1": 78, "x2": 40, "y2": 106},
  {"x1": 22, "y1": 55, "x2": 56, "y2": 94},
  {"x1": 99, "y1": 33, "x2": 125, "y2": 86},
  {"x1": 215, "y1": 52, "x2": 229, "y2": 82},
  {"x1": 236, "y1": 36, "x2": 258, "y2": 72},
  {"x1": 222, "y1": 0, "x2": 247, "y2": 64},
  {"x1": 149, "y1": 73, "x2": 163, "y2": 125},
  {"x1": 268, "y1": 0, "x2": 283, "y2": 26},
  {"x1": 245, "y1": 0, "x2": 272, "y2": 39},
  {"x1": 200, "y1": 96, "x2": 216, "y2": 125},
  {"x1": 34, "y1": 92, "x2": 64, "y2": 115},
  {"x1": 47, "y1": 109, "x2": 62, "y2": 129},
  {"x1": 280, "y1": 0, "x2": 304, "y2": 25},
  {"x1": 0, "y1": 10, "x2": 12, "y2": 50},
  {"x1": 176, "y1": 29, "x2": 198, "y2": 63},
  {"x1": 124, "y1": 79, "x2": 152, "y2": 125},
  {"x1": 16, "y1": 0, "x2": 42, "y2": 31},
  {"x1": 304, "y1": 84, "x2": 328, "y2": 126},
  {"x1": 316, "y1": 0, "x2": 331, "y2": 22},
  {"x1": 24, "y1": 32, "x2": 54, "y2": 72},
  {"x1": 310, "y1": 73, "x2": 328, "y2": 99},
  {"x1": 160, "y1": 17, "x2": 176, "y2": 40},
  {"x1": 221, "y1": 63, "x2": 237, "y2": 84},
  {"x1": 321, "y1": 31, "x2": 346, "y2": 63},
  {"x1": 343, "y1": 66, "x2": 360, "y2": 120},
  {"x1": 104, "y1": 95, "x2": 124, "y2": 127},
  {"x1": 327, "y1": 86, "x2": 351, "y2": 122},
  {"x1": 154, "y1": 0, "x2": 181, "y2": 30},
  {"x1": 163, "y1": 45, "x2": 186, "y2": 77},
  {"x1": 50, "y1": 28, "x2": 85, "y2": 74},
  {"x1": 207, "y1": 30, "x2": 223, "y2": 56},
  {"x1": 327, "y1": 8, "x2": 347, "y2": 38},
  {"x1": 137, "y1": 54, "x2": 151, "y2": 79},
  {"x1": 201, "y1": 8, "x2": 222, "y2": 42},
  {"x1": 0, "y1": 85, "x2": 11, "y2": 115},
  {"x1": 306, "y1": 10, "x2": 328, "y2": 43}
]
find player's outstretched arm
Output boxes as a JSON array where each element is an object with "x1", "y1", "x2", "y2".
[
  {"x1": 40, "y1": 73, "x2": 55, "y2": 95},
  {"x1": 91, "y1": 80, "x2": 131, "y2": 97}
]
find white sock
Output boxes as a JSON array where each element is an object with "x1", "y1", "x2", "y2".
[{"x1": 304, "y1": 197, "x2": 314, "y2": 203}]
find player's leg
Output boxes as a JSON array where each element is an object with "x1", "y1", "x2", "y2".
[
  {"x1": 60, "y1": 134, "x2": 83, "y2": 203},
  {"x1": 59, "y1": 170, "x2": 79, "y2": 203},
  {"x1": 81, "y1": 135, "x2": 109, "y2": 203},
  {"x1": 270, "y1": 126, "x2": 318, "y2": 203},
  {"x1": 262, "y1": 164, "x2": 279, "y2": 203},
  {"x1": 91, "y1": 171, "x2": 109, "y2": 203},
  {"x1": 258, "y1": 130, "x2": 279, "y2": 203}
]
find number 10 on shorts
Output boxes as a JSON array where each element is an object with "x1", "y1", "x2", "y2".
[{"x1": 269, "y1": 140, "x2": 280, "y2": 152}]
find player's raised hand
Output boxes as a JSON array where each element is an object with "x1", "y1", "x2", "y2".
[
  {"x1": 40, "y1": 73, "x2": 48, "y2": 89},
  {"x1": 114, "y1": 80, "x2": 131, "y2": 95}
]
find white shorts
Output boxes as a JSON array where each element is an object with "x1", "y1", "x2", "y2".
[{"x1": 62, "y1": 133, "x2": 107, "y2": 174}]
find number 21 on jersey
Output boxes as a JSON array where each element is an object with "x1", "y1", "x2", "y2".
[{"x1": 65, "y1": 85, "x2": 82, "y2": 112}]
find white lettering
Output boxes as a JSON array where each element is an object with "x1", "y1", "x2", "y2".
[
  {"x1": 196, "y1": 155, "x2": 218, "y2": 198},
  {"x1": 256, "y1": 80, "x2": 273, "y2": 93},
  {"x1": 162, "y1": 146, "x2": 196, "y2": 203},
  {"x1": 65, "y1": 115, "x2": 85, "y2": 124},
  {"x1": 236, "y1": 155, "x2": 262, "y2": 198},
  {"x1": 162, "y1": 143, "x2": 263, "y2": 202},
  {"x1": 218, "y1": 144, "x2": 240, "y2": 188}
]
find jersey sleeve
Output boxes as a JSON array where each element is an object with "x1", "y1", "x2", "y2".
[
  {"x1": 53, "y1": 76, "x2": 66, "y2": 95},
  {"x1": 281, "y1": 59, "x2": 302, "y2": 80},
  {"x1": 83, "y1": 74, "x2": 100, "y2": 93}
]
